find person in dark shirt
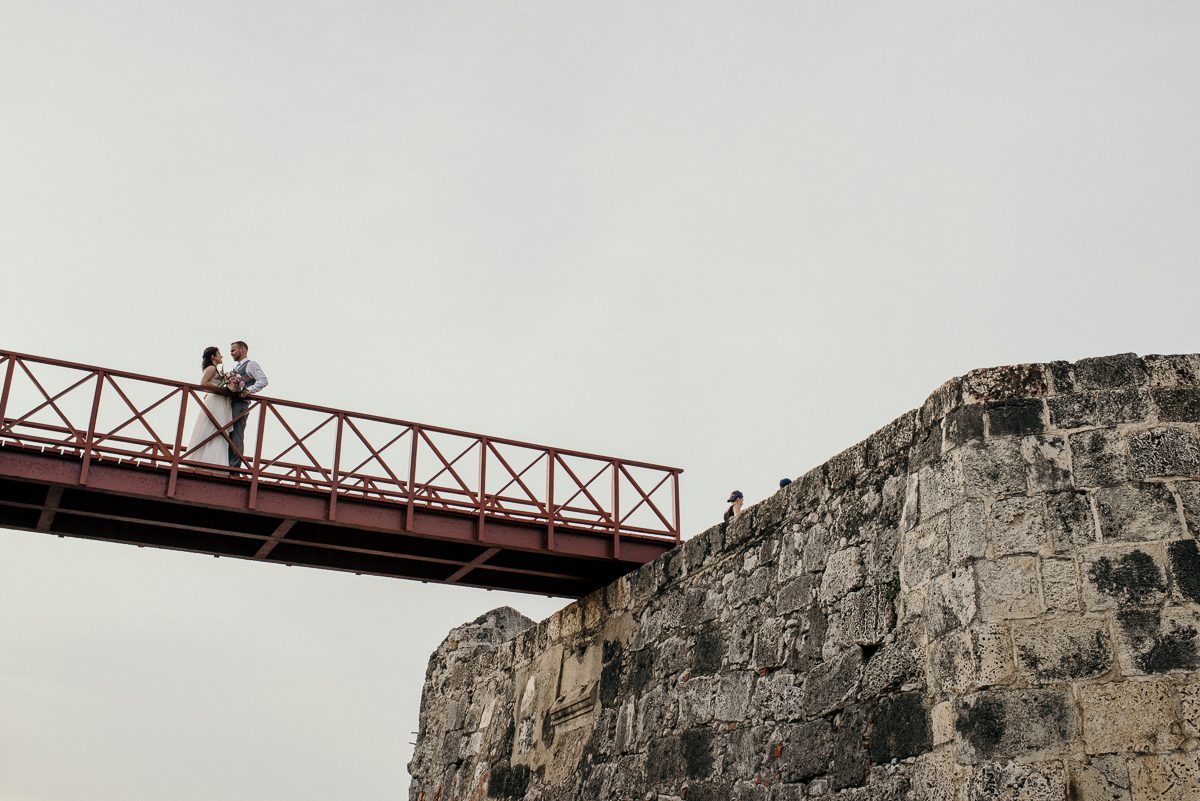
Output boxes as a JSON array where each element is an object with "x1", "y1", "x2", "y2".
[{"x1": 724, "y1": 490, "x2": 744, "y2": 523}]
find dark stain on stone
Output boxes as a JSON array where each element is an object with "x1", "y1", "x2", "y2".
[
  {"x1": 986, "y1": 399, "x2": 1045, "y2": 437},
  {"x1": 541, "y1": 711, "x2": 555, "y2": 746},
  {"x1": 1087, "y1": 549, "x2": 1166, "y2": 606},
  {"x1": 693, "y1": 622, "x2": 725, "y2": 676},
  {"x1": 647, "y1": 736, "x2": 683, "y2": 783},
  {"x1": 1018, "y1": 629, "x2": 1111, "y2": 681},
  {"x1": 1074, "y1": 353, "x2": 1146, "y2": 390},
  {"x1": 628, "y1": 648, "x2": 655, "y2": 696},
  {"x1": 1153, "y1": 388, "x2": 1200, "y2": 422},
  {"x1": 830, "y1": 706, "x2": 869, "y2": 790},
  {"x1": 946, "y1": 405, "x2": 985, "y2": 447},
  {"x1": 1117, "y1": 608, "x2": 1200, "y2": 673},
  {"x1": 868, "y1": 693, "x2": 932, "y2": 764},
  {"x1": 681, "y1": 727, "x2": 715, "y2": 779},
  {"x1": 599, "y1": 652, "x2": 622, "y2": 707},
  {"x1": 487, "y1": 762, "x2": 531, "y2": 798},
  {"x1": 955, "y1": 695, "x2": 1006, "y2": 759},
  {"x1": 1169, "y1": 539, "x2": 1200, "y2": 603}
]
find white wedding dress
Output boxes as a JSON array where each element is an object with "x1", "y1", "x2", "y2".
[{"x1": 185, "y1": 372, "x2": 233, "y2": 466}]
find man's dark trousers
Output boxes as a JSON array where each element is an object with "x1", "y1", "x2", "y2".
[{"x1": 229, "y1": 395, "x2": 250, "y2": 468}]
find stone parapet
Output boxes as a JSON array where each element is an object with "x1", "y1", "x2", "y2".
[{"x1": 408, "y1": 352, "x2": 1200, "y2": 801}]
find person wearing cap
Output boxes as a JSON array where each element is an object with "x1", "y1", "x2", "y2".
[
  {"x1": 724, "y1": 490, "x2": 744, "y2": 523},
  {"x1": 779, "y1": 478, "x2": 792, "y2": 489}
]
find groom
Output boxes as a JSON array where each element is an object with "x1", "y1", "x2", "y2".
[{"x1": 227, "y1": 340, "x2": 269, "y2": 468}]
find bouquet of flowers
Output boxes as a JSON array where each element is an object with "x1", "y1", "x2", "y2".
[{"x1": 219, "y1": 371, "x2": 247, "y2": 394}]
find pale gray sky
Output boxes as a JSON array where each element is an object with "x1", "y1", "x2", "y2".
[{"x1": 2, "y1": 2, "x2": 1198, "y2": 799}]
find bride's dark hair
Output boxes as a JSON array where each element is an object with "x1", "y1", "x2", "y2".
[{"x1": 202, "y1": 346, "x2": 219, "y2": 369}]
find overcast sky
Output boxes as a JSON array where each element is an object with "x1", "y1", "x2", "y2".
[{"x1": 2, "y1": 2, "x2": 1198, "y2": 800}]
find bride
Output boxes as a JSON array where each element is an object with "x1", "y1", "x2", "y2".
[{"x1": 185, "y1": 346, "x2": 233, "y2": 466}]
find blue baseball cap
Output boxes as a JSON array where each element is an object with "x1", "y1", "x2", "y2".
[{"x1": 727, "y1": 490, "x2": 743, "y2": 502}]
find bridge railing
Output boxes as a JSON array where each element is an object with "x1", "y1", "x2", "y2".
[{"x1": 0, "y1": 350, "x2": 682, "y2": 545}]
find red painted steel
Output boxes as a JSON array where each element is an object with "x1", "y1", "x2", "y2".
[{"x1": 0, "y1": 350, "x2": 683, "y2": 596}]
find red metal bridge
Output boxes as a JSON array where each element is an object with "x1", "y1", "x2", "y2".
[{"x1": 0, "y1": 350, "x2": 682, "y2": 597}]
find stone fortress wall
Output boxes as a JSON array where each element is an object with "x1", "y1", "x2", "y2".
[{"x1": 408, "y1": 353, "x2": 1200, "y2": 801}]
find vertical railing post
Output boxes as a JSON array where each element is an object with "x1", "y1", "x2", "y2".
[
  {"x1": 78, "y1": 370, "x2": 105, "y2": 485},
  {"x1": 476, "y1": 437, "x2": 488, "y2": 541},
  {"x1": 167, "y1": 388, "x2": 190, "y2": 498},
  {"x1": 546, "y1": 449, "x2": 556, "y2": 551},
  {"x1": 329, "y1": 413, "x2": 344, "y2": 521},
  {"x1": 611, "y1": 460, "x2": 620, "y2": 560},
  {"x1": 0, "y1": 354, "x2": 16, "y2": 436},
  {"x1": 405, "y1": 425, "x2": 420, "y2": 531},
  {"x1": 248, "y1": 399, "x2": 267, "y2": 510},
  {"x1": 672, "y1": 470, "x2": 682, "y2": 543}
]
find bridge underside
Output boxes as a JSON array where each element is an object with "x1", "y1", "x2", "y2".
[{"x1": 0, "y1": 448, "x2": 674, "y2": 597}]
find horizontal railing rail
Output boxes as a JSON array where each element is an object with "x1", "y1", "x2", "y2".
[{"x1": 0, "y1": 350, "x2": 682, "y2": 545}]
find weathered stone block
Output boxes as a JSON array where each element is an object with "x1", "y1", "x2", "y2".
[
  {"x1": 955, "y1": 687, "x2": 1078, "y2": 762},
  {"x1": 960, "y1": 440, "x2": 1028, "y2": 499},
  {"x1": 946, "y1": 404, "x2": 985, "y2": 448},
  {"x1": 830, "y1": 705, "x2": 870, "y2": 790},
  {"x1": 1113, "y1": 606, "x2": 1200, "y2": 676},
  {"x1": 1168, "y1": 539, "x2": 1200, "y2": 604},
  {"x1": 991, "y1": 495, "x2": 1051, "y2": 556},
  {"x1": 1145, "y1": 354, "x2": 1200, "y2": 388},
  {"x1": 1153, "y1": 388, "x2": 1200, "y2": 422},
  {"x1": 1178, "y1": 481, "x2": 1200, "y2": 537},
  {"x1": 949, "y1": 500, "x2": 988, "y2": 565},
  {"x1": 1081, "y1": 545, "x2": 1169, "y2": 610},
  {"x1": 1067, "y1": 755, "x2": 1133, "y2": 801},
  {"x1": 1183, "y1": 684, "x2": 1200, "y2": 740},
  {"x1": 1023, "y1": 435, "x2": 1074, "y2": 493},
  {"x1": 900, "y1": 514, "x2": 950, "y2": 590},
  {"x1": 1094, "y1": 483, "x2": 1182, "y2": 542},
  {"x1": 753, "y1": 617, "x2": 787, "y2": 670},
  {"x1": 1047, "y1": 389, "x2": 1150, "y2": 429},
  {"x1": 712, "y1": 671, "x2": 755, "y2": 722},
  {"x1": 1041, "y1": 558, "x2": 1082, "y2": 612},
  {"x1": 1128, "y1": 427, "x2": 1200, "y2": 479},
  {"x1": 868, "y1": 692, "x2": 931, "y2": 763},
  {"x1": 976, "y1": 556, "x2": 1043, "y2": 620},
  {"x1": 918, "y1": 457, "x2": 963, "y2": 520},
  {"x1": 1045, "y1": 491, "x2": 1098, "y2": 552},
  {"x1": 776, "y1": 574, "x2": 817, "y2": 616},
  {"x1": 963, "y1": 760, "x2": 1068, "y2": 801},
  {"x1": 1080, "y1": 679, "x2": 1179, "y2": 755},
  {"x1": 801, "y1": 647, "x2": 862, "y2": 716},
  {"x1": 769, "y1": 719, "x2": 832, "y2": 783},
  {"x1": 921, "y1": 377, "x2": 964, "y2": 428},
  {"x1": 820, "y1": 546, "x2": 865, "y2": 605},
  {"x1": 825, "y1": 585, "x2": 894, "y2": 655},
  {"x1": 1074, "y1": 353, "x2": 1147, "y2": 391},
  {"x1": 987, "y1": 398, "x2": 1045, "y2": 437},
  {"x1": 1014, "y1": 616, "x2": 1112, "y2": 683},
  {"x1": 861, "y1": 627, "x2": 922, "y2": 696},
  {"x1": 928, "y1": 623, "x2": 1014, "y2": 694},
  {"x1": 1127, "y1": 751, "x2": 1200, "y2": 801},
  {"x1": 1071, "y1": 429, "x2": 1130, "y2": 488},
  {"x1": 962, "y1": 362, "x2": 1049, "y2": 404},
  {"x1": 924, "y1": 568, "x2": 978, "y2": 639}
]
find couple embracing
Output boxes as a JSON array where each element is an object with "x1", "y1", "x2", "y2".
[{"x1": 185, "y1": 341, "x2": 269, "y2": 468}]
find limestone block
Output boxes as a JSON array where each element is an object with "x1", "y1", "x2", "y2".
[
  {"x1": 1153, "y1": 389, "x2": 1200, "y2": 423},
  {"x1": 776, "y1": 574, "x2": 817, "y2": 616},
  {"x1": 963, "y1": 362, "x2": 1050, "y2": 404},
  {"x1": 976, "y1": 556, "x2": 1043, "y2": 621},
  {"x1": 963, "y1": 760, "x2": 1068, "y2": 801},
  {"x1": 900, "y1": 473, "x2": 921, "y2": 532},
  {"x1": 802, "y1": 524, "x2": 836, "y2": 575},
  {"x1": 932, "y1": 701, "x2": 955, "y2": 746},
  {"x1": 1071, "y1": 429, "x2": 1131, "y2": 488},
  {"x1": 861, "y1": 627, "x2": 922, "y2": 697},
  {"x1": 1081, "y1": 544, "x2": 1169, "y2": 611},
  {"x1": 1144, "y1": 354, "x2": 1200, "y2": 388},
  {"x1": 867, "y1": 691, "x2": 932, "y2": 763},
  {"x1": 1074, "y1": 353, "x2": 1148, "y2": 391},
  {"x1": 928, "y1": 623, "x2": 1013, "y2": 694},
  {"x1": 1047, "y1": 388, "x2": 1150, "y2": 429},
  {"x1": 860, "y1": 522, "x2": 899, "y2": 578},
  {"x1": 712, "y1": 671, "x2": 755, "y2": 722},
  {"x1": 960, "y1": 439, "x2": 1028, "y2": 499},
  {"x1": 1067, "y1": 755, "x2": 1133, "y2": 801},
  {"x1": 824, "y1": 585, "x2": 894, "y2": 656},
  {"x1": 924, "y1": 568, "x2": 978, "y2": 639},
  {"x1": 1014, "y1": 616, "x2": 1113, "y2": 683},
  {"x1": 1041, "y1": 558, "x2": 1082, "y2": 612},
  {"x1": 1113, "y1": 606, "x2": 1200, "y2": 676},
  {"x1": 907, "y1": 748, "x2": 960, "y2": 801},
  {"x1": 801, "y1": 647, "x2": 861, "y2": 716},
  {"x1": 1183, "y1": 683, "x2": 1200, "y2": 740},
  {"x1": 986, "y1": 398, "x2": 1046, "y2": 437},
  {"x1": 919, "y1": 456, "x2": 964, "y2": 520},
  {"x1": 1080, "y1": 679, "x2": 1179, "y2": 755},
  {"x1": 1129, "y1": 427, "x2": 1200, "y2": 479},
  {"x1": 1023, "y1": 435, "x2": 1074, "y2": 493},
  {"x1": 1094, "y1": 483, "x2": 1182, "y2": 542},
  {"x1": 770, "y1": 719, "x2": 833, "y2": 783},
  {"x1": 949, "y1": 500, "x2": 988, "y2": 565},
  {"x1": 752, "y1": 668, "x2": 805, "y2": 722},
  {"x1": 676, "y1": 676, "x2": 717, "y2": 728},
  {"x1": 1178, "y1": 481, "x2": 1200, "y2": 537},
  {"x1": 921, "y1": 376, "x2": 964, "y2": 427},
  {"x1": 1128, "y1": 751, "x2": 1200, "y2": 801},
  {"x1": 991, "y1": 495, "x2": 1052, "y2": 556},
  {"x1": 901, "y1": 514, "x2": 950, "y2": 591},
  {"x1": 1044, "y1": 490, "x2": 1098, "y2": 552},
  {"x1": 819, "y1": 546, "x2": 865, "y2": 605},
  {"x1": 753, "y1": 617, "x2": 787, "y2": 670},
  {"x1": 955, "y1": 688, "x2": 1077, "y2": 762},
  {"x1": 947, "y1": 404, "x2": 985, "y2": 448}
]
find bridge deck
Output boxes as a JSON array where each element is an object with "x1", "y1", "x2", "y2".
[{"x1": 0, "y1": 351, "x2": 681, "y2": 597}]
